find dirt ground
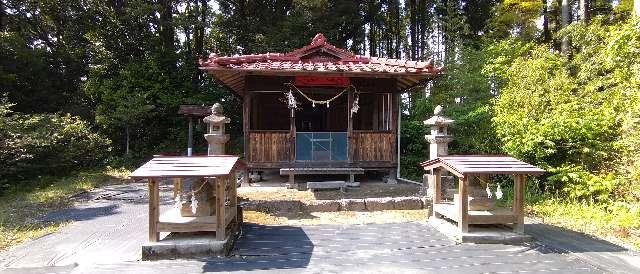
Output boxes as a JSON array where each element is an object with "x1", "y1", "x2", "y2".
[
  {"x1": 243, "y1": 209, "x2": 429, "y2": 225},
  {"x1": 238, "y1": 171, "x2": 422, "y2": 201}
]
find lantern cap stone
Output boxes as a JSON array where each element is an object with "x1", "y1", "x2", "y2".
[
  {"x1": 203, "y1": 103, "x2": 230, "y2": 124},
  {"x1": 424, "y1": 105, "x2": 454, "y2": 126}
]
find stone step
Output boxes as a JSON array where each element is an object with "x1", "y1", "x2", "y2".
[{"x1": 307, "y1": 181, "x2": 346, "y2": 192}]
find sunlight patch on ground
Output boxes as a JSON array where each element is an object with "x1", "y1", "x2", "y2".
[{"x1": 243, "y1": 209, "x2": 429, "y2": 225}]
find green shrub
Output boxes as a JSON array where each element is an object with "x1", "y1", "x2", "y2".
[
  {"x1": 547, "y1": 166, "x2": 621, "y2": 203},
  {"x1": 0, "y1": 97, "x2": 111, "y2": 184}
]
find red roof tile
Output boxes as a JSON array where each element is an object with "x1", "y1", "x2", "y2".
[{"x1": 199, "y1": 33, "x2": 443, "y2": 75}]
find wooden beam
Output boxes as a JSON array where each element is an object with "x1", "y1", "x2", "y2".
[
  {"x1": 148, "y1": 178, "x2": 159, "y2": 242},
  {"x1": 216, "y1": 176, "x2": 226, "y2": 241},
  {"x1": 458, "y1": 176, "x2": 469, "y2": 235},
  {"x1": 513, "y1": 174, "x2": 525, "y2": 233}
]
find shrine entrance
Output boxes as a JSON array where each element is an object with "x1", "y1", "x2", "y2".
[{"x1": 294, "y1": 88, "x2": 348, "y2": 162}]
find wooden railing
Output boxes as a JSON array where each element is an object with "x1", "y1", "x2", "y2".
[
  {"x1": 350, "y1": 131, "x2": 395, "y2": 162},
  {"x1": 247, "y1": 131, "x2": 291, "y2": 163}
]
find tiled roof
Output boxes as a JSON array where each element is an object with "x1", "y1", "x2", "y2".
[
  {"x1": 199, "y1": 33, "x2": 442, "y2": 94},
  {"x1": 200, "y1": 33, "x2": 442, "y2": 75}
]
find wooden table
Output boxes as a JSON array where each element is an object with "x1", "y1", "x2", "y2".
[
  {"x1": 130, "y1": 156, "x2": 244, "y2": 242},
  {"x1": 421, "y1": 156, "x2": 544, "y2": 236}
]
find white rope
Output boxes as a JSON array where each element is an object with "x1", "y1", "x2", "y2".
[{"x1": 284, "y1": 83, "x2": 355, "y2": 108}]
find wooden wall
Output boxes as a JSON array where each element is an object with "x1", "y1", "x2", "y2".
[
  {"x1": 350, "y1": 131, "x2": 396, "y2": 162},
  {"x1": 247, "y1": 131, "x2": 291, "y2": 163},
  {"x1": 244, "y1": 75, "x2": 400, "y2": 169}
]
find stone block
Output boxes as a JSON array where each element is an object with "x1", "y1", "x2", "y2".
[
  {"x1": 364, "y1": 197, "x2": 395, "y2": 211},
  {"x1": 340, "y1": 199, "x2": 366, "y2": 211},
  {"x1": 241, "y1": 200, "x2": 303, "y2": 213},
  {"x1": 142, "y1": 232, "x2": 235, "y2": 260},
  {"x1": 303, "y1": 200, "x2": 341, "y2": 212},
  {"x1": 307, "y1": 181, "x2": 346, "y2": 190},
  {"x1": 393, "y1": 197, "x2": 424, "y2": 210}
]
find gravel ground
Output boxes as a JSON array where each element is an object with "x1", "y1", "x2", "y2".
[{"x1": 1, "y1": 181, "x2": 638, "y2": 274}]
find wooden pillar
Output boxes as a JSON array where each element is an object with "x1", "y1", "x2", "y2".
[
  {"x1": 216, "y1": 176, "x2": 226, "y2": 241},
  {"x1": 243, "y1": 92, "x2": 251, "y2": 162},
  {"x1": 391, "y1": 92, "x2": 399, "y2": 162},
  {"x1": 288, "y1": 174, "x2": 295, "y2": 187},
  {"x1": 458, "y1": 176, "x2": 469, "y2": 234},
  {"x1": 289, "y1": 107, "x2": 296, "y2": 163},
  {"x1": 229, "y1": 173, "x2": 238, "y2": 210},
  {"x1": 172, "y1": 178, "x2": 182, "y2": 199},
  {"x1": 347, "y1": 88, "x2": 353, "y2": 164},
  {"x1": 432, "y1": 168, "x2": 442, "y2": 219},
  {"x1": 148, "y1": 178, "x2": 159, "y2": 242},
  {"x1": 187, "y1": 117, "x2": 193, "y2": 156},
  {"x1": 513, "y1": 174, "x2": 525, "y2": 233}
]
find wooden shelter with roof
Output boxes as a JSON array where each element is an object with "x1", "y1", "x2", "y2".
[
  {"x1": 421, "y1": 156, "x2": 544, "y2": 237},
  {"x1": 199, "y1": 33, "x2": 441, "y2": 180}
]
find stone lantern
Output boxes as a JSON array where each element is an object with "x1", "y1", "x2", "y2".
[
  {"x1": 178, "y1": 103, "x2": 231, "y2": 217},
  {"x1": 423, "y1": 105, "x2": 495, "y2": 210},
  {"x1": 203, "y1": 103, "x2": 230, "y2": 155},
  {"x1": 424, "y1": 105, "x2": 454, "y2": 160},
  {"x1": 423, "y1": 105, "x2": 454, "y2": 198}
]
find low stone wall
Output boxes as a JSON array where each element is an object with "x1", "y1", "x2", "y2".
[{"x1": 241, "y1": 196, "x2": 431, "y2": 213}]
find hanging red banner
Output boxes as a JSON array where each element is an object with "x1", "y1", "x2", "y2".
[{"x1": 294, "y1": 76, "x2": 351, "y2": 87}]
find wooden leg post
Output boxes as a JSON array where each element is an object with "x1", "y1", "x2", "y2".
[
  {"x1": 172, "y1": 178, "x2": 182, "y2": 199},
  {"x1": 288, "y1": 174, "x2": 295, "y2": 189},
  {"x1": 513, "y1": 175, "x2": 525, "y2": 233},
  {"x1": 230, "y1": 173, "x2": 238, "y2": 222},
  {"x1": 458, "y1": 176, "x2": 469, "y2": 235},
  {"x1": 148, "y1": 178, "x2": 159, "y2": 242},
  {"x1": 432, "y1": 168, "x2": 442, "y2": 219},
  {"x1": 216, "y1": 176, "x2": 226, "y2": 241}
]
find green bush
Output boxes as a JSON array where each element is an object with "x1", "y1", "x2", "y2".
[
  {"x1": 547, "y1": 166, "x2": 621, "y2": 203},
  {"x1": 0, "y1": 97, "x2": 111, "y2": 184}
]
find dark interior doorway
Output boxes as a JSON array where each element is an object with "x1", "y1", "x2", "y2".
[{"x1": 295, "y1": 88, "x2": 348, "y2": 132}]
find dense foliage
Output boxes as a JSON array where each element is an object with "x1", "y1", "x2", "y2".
[
  {"x1": 493, "y1": 20, "x2": 640, "y2": 203},
  {"x1": 1, "y1": 0, "x2": 639, "y2": 214},
  {"x1": 0, "y1": 96, "x2": 111, "y2": 186}
]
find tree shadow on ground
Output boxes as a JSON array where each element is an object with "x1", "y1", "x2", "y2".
[
  {"x1": 202, "y1": 224, "x2": 313, "y2": 272},
  {"x1": 41, "y1": 182, "x2": 174, "y2": 222}
]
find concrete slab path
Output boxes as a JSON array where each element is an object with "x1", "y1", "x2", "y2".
[{"x1": 0, "y1": 182, "x2": 638, "y2": 273}]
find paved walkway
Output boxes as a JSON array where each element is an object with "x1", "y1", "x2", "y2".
[{"x1": 0, "y1": 183, "x2": 638, "y2": 273}]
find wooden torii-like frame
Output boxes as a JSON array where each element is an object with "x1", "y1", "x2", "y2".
[{"x1": 421, "y1": 155, "x2": 544, "y2": 236}]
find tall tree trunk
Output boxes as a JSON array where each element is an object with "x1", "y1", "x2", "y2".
[
  {"x1": 0, "y1": 0, "x2": 7, "y2": 32},
  {"x1": 194, "y1": 0, "x2": 207, "y2": 56},
  {"x1": 409, "y1": 0, "x2": 417, "y2": 60},
  {"x1": 542, "y1": 0, "x2": 550, "y2": 42},
  {"x1": 561, "y1": 0, "x2": 571, "y2": 55},
  {"x1": 395, "y1": 0, "x2": 401, "y2": 59},
  {"x1": 159, "y1": 0, "x2": 176, "y2": 69},
  {"x1": 580, "y1": 0, "x2": 590, "y2": 23},
  {"x1": 125, "y1": 125, "x2": 130, "y2": 155}
]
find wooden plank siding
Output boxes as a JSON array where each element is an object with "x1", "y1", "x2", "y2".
[
  {"x1": 350, "y1": 131, "x2": 395, "y2": 162},
  {"x1": 247, "y1": 131, "x2": 291, "y2": 163}
]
